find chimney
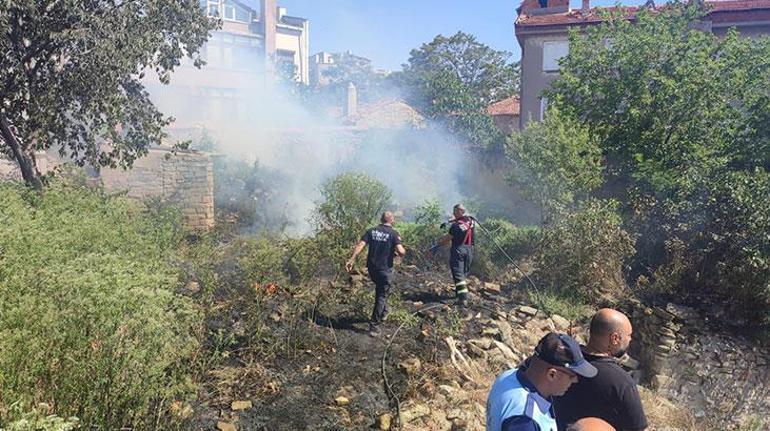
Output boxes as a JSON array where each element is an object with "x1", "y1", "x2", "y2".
[
  {"x1": 345, "y1": 82, "x2": 358, "y2": 120},
  {"x1": 261, "y1": 0, "x2": 276, "y2": 57},
  {"x1": 582, "y1": 0, "x2": 590, "y2": 14},
  {"x1": 276, "y1": 6, "x2": 286, "y2": 21},
  {"x1": 519, "y1": 0, "x2": 569, "y2": 16}
]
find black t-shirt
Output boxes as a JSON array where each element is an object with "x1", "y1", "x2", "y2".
[
  {"x1": 554, "y1": 351, "x2": 648, "y2": 431},
  {"x1": 361, "y1": 224, "x2": 402, "y2": 270},
  {"x1": 449, "y1": 216, "x2": 475, "y2": 248}
]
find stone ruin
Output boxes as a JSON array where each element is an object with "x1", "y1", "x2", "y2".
[{"x1": 0, "y1": 147, "x2": 215, "y2": 231}]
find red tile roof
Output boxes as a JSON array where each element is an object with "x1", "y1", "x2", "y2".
[
  {"x1": 516, "y1": 0, "x2": 770, "y2": 28},
  {"x1": 487, "y1": 96, "x2": 521, "y2": 116}
]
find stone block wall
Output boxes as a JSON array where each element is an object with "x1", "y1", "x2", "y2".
[
  {"x1": 631, "y1": 302, "x2": 770, "y2": 428},
  {"x1": 100, "y1": 147, "x2": 214, "y2": 231}
]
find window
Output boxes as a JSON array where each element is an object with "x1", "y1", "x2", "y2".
[
  {"x1": 235, "y1": 5, "x2": 251, "y2": 22},
  {"x1": 542, "y1": 40, "x2": 569, "y2": 72},
  {"x1": 216, "y1": 1, "x2": 251, "y2": 22},
  {"x1": 224, "y1": 2, "x2": 235, "y2": 20}
]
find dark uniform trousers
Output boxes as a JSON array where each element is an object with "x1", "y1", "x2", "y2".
[
  {"x1": 450, "y1": 245, "x2": 473, "y2": 296},
  {"x1": 368, "y1": 266, "x2": 393, "y2": 325}
]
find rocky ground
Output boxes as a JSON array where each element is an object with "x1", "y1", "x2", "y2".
[{"x1": 191, "y1": 263, "x2": 700, "y2": 431}]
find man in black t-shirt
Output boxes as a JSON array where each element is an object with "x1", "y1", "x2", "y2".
[
  {"x1": 554, "y1": 309, "x2": 647, "y2": 431},
  {"x1": 436, "y1": 203, "x2": 475, "y2": 306},
  {"x1": 346, "y1": 211, "x2": 406, "y2": 336}
]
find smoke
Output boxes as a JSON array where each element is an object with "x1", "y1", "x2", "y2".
[
  {"x1": 144, "y1": 53, "x2": 467, "y2": 233},
  {"x1": 145, "y1": 41, "x2": 535, "y2": 234}
]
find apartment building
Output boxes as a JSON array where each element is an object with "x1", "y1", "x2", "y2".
[{"x1": 515, "y1": 0, "x2": 770, "y2": 128}]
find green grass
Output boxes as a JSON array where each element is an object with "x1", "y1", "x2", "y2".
[{"x1": 528, "y1": 289, "x2": 593, "y2": 321}]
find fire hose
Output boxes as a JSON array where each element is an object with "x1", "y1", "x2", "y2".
[{"x1": 426, "y1": 215, "x2": 546, "y2": 312}]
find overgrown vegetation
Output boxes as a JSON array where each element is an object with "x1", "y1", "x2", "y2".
[
  {"x1": 314, "y1": 172, "x2": 393, "y2": 272},
  {"x1": 508, "y1": 1, "x2": 770, "y2": 333},
  {"x1": 0, "y1": 179, "x2": 199, "y2": 428},
  {"x1": 534, "y1": 199, "x2": 636, "y2": 303}
]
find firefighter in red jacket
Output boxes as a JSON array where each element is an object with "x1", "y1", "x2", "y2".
[{"x1": 435, "y1": 203, "x2": 475, "y2": 307}]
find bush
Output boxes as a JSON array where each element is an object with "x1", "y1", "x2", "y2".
[
  {"x1": 212, "y1": 157, "x2": 290, "y2": 231},
  {"x1": 696, "y1": 169, "x2": 770, "y2": 330},
  {"x1": 313, "y1": 172, "x2": 392, "y2": 270},
  {"x1": 2, "y1": 404, "x2": 79, "y2": 431},
  {"x1": 479, "y1": 219, "x2": 540, "y2": 262},
  {"x1": 0, "y1": 180, "x2": 198, "y2": 429},
  {"x1": 507, "y1": 106, "x2": 603, "y2": 221},
  {"x1": 534, "y1": 199, "x2": 636, "y2": 303},
  {"x1": 398, "y1": 200, "x2": 445, "y2": 265},
  {"x1": 233, "y1": 237, "x2": 291, "y2": 287},
  {"x1": 471, "y1": 219, "x2": 540, "y2": 279}
]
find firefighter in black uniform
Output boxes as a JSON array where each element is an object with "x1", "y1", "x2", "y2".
[
  {"x1": 435, "y1": 203, "x2": 475, "y2": 307},
  {"x1": 346, "y1": 211, "x2": 406, "y2": 336}
]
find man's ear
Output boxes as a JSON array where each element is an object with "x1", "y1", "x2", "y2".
[{"x1": 610, "y1": 331, "x2": 621, "y2": 344}]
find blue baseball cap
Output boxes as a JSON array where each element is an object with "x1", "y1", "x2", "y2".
[{"x1": 534, "y1": 332, "x2": 598, "y2": 378}]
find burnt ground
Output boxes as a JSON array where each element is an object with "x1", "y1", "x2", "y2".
[{"x1": 192, "y1": 263, "x2": 528, "y2": 431}]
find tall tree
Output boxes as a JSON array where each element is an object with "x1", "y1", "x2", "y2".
[
  {"x1": 507, "y1": 106, "x2": 603, "y2": 222},
  {"x1": 394, "y1": 31, "x2": 520, "y2": 148},
  {"x1": 546, "y1": 0, "x2": 770, "y2": 327},
  {"x1": 0, "y1": 1, "x2": 217, "y2": 189}
]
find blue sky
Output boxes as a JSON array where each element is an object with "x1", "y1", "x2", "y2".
[{"x1": 279, "y1": 0, "x2": 648, "y2": 71}]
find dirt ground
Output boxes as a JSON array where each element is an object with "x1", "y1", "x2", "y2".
[{"x1": 192, "y1": 263, "x2": 697, "y2": 431}]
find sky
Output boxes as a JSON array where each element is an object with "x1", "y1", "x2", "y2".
[{"x1": 279, "y1": 0, "x2": 648, "y2": 71}]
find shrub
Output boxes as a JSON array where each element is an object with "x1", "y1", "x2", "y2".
[
  {"x1": 398, "y1": 200, "x2": 445, "y2": 265},
  {"x1": 507, "y1": 106, "x2": 603, "y2": 221},
  {"x1": 0, "y1": 180, "x2": 198, "y2": 429},
  {"x1": 233, "y1": 237, "x2": 291, "y2": 288},
  {"x1": 478, "y1": 219, "x2": 540, "y2": 262},
  {"x1": 534, "y1": 199, "x2": 636, "y2": 303},
  {"x1": 470, "y1": 219, "x2": 540, "y2": 279},
  {"x1": 313, "y1": 172, "x2": 392, "y2": 270},
  {"x1": 212, "y1": 157, "x2": 290, "y2": 231},
  {"x1": 696, "y1": 169, "x2": 770, "y2": 330},
  {"x1": 2, "y1": 404, "x2": 79, "y2": 431}
]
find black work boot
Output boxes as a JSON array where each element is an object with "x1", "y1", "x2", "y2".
[{"x1": 368, "y1": 323, "x2": 382, "y2": 337}]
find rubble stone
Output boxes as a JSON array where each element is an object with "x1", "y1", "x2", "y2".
[
  {"x1": 517, "y1": 305, "x2": 538, "y2": 317},
  {"x1": 376, "y1": 413, "x2": 391, "y2": 430},
  {"x1": 550, "y1": 314, "x2": 570, "y2": 331},
  {"x1": 230, "y1": 400, "x2": 252, "y2": 411},
  {"x1": 216, "y1": 422, "x2": 237, "y2": 431}
]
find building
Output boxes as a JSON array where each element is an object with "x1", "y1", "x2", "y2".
[
  {"x1": 515, "y1": 0, "x2": 770, "y2": 128},
  {"x1": 145, "y1": 0, "x2": 308, "y2": 139},
  {"x1": 487, "y1": 96, "x2": 521, "y2": 134},
  {"x1": 201, "y1": 0, "x2": 309, "y2": 83},
  {"x1": 310, "y1": 51, "x2": 373, "y2": 87}
]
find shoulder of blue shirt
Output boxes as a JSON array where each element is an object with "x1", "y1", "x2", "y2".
[{"x1": 501, "y1": 415, "x2": 542, "y2": 431}]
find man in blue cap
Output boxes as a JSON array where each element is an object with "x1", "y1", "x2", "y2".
[{"x1": 487, "y1": 333, "x2": 598, "y2": 431}]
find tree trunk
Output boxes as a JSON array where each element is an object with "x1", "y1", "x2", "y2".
[{"x1": 0, "y1": 113, "x2": 43, "y2": 190}]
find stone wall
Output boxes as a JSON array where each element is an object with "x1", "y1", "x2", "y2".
[
  {"x1": 631, "y1": 302, "x2": 770, "y2": 428},
  {"x1": 99, "y1": 147, "x2": 214, "y2": 231}
]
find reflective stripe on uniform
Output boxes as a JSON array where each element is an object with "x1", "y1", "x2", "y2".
[{"x1": 455, "y1": 280, "x2": 469, "y2": 294}]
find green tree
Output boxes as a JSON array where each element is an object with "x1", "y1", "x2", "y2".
[
  {"x1": 550, "y1": 1, "x2": 769, "y2": 196},
  {"x1": 314, "y1": 172, "x2": 393, "y2": 267},
  {"x1": 507, "y1": 106, "x2": 603, "y2": 221},
  {"x1": 0, "y1": 1, "x2": 216, "y2": 189},
  {"x1": 548, "y1": 1, "x2": 770, "y2": 329},
  {"x1": 394, "y1": 31, "x2": 520, "y2": 148}
]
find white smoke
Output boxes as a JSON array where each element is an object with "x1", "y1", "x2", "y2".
[{"x1": 146, "y1": 59, "x2": 470, "y2": 233}]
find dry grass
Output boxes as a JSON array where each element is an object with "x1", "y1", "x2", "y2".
[{"x1": 639, "y1": 386, "x2": 700, "y2": 431}]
